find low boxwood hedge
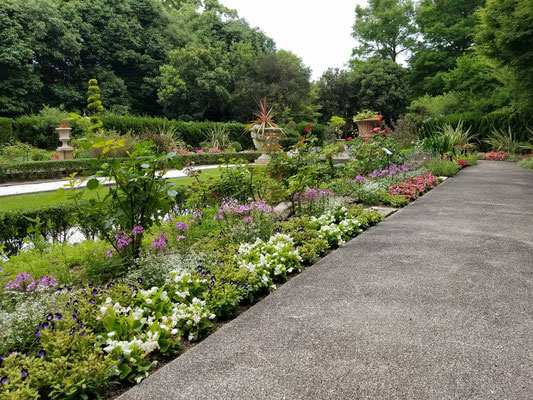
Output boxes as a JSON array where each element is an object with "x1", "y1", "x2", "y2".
[
  {"x1": 12, "y1": 112, "x2": 326, "y2": 151},
  {"x1": 0, "y1": 203, "x2": 82, "y2": 254},
  {"x1": 0, "y1": 152, "x2": 260, "y2": 182}
]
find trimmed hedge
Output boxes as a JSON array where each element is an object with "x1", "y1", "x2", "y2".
[
  {"x1": 0, "y1": 203, "x2": 81, "y2": 254},
  {"x1": 0, "y1": 117, "x2": 13, "y2": 145},
  {"x1": 13, "y1": 112, "x2": 326, "y2": 150},
  {"x1": 0, "y1": 152, "x2": 260, "y2": 183}
]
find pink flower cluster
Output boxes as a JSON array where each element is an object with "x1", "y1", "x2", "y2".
[
  {"x1": 484, "y1": 152, "x2": 509, "y2": 161},
  {"x1": 4, "y1": 273, "x2": 58, "y2": 292},
  {"x1": 214, "y1": 200, "x2": 273, "y2": 220},
  {"x1": 171, "y1": 147, "x2": 229, "y2": 155},
  {"x1": 293, "y1": 188, "x2": 334, "y2": 201},
  {"x1": 389, "y1": 173, "x2": 440, "y2": 200}
]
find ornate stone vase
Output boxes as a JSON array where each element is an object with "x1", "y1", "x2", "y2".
[
  {"x1": 250, "y1": 126, "x2": 283, "y2": 165},
  {"x1": 355, "y1": 118, "x2": 380, "y2": 138},
  {"x1": 56, "y1": 122, "x2": 75, "y2": 160}
]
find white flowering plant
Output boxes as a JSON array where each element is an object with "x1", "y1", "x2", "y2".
[{"x1": 236, "y1": 233, "x2": 302, "y2": 287}]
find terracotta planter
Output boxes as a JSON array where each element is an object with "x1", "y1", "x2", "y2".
[
  {"x1": 355, "y1": 118, "x2": 380, "y2": 138},
  {"x1": 250, "y1": 126, "x2": 283, "y2": 165}
]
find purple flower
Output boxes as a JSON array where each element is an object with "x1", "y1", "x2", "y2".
[
  {"x1": 21, "y1": 369, "x2": 29, "y2": 380},
  {"x1": 131, "y1": 225, "x2": 145, "y2": 236},
  {"x1": 151, "y1": 234, "x2": 168, "y2": 249},
  {"x1": 193, "y1": 211, "x2": 203, "y2": 219},
  {"x1": 242, "y1": 216, "x2": 253, "y2": 223},
  {"x1": 1, "y1": 376, "x2": 7, "y2": 384},
  {"x1": 39, "y1": 350, "x2": 46, "y2": 358},
  {"x1": 176, "y1": 235, "x2": 186, "y2": 242},
  {"x1": 175, "y1": 221, "x2": 189, "y2": 231}
]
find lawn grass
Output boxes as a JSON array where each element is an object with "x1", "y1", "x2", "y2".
[{"x1": 0, "y1": 168, "x2": 223, "y2": 211}]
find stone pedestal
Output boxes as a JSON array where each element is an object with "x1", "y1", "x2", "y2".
[{"x1": 56, "y1": 125, "x2": 74, "y2": 160}]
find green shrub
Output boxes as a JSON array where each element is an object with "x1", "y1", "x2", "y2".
[
  {"x1": 518, "y1": 156, "x2": 533, "y2": 169},
  {"x1": 0, "y1": 117, "x2": 13, "y2": 145},
  {"x1": 0, "y1": 203, "x2": 83, "y2": 254},
  {"x1": 424, "y1": 158, "x2": 460, "y2": 177},
  {"x1": 13, "y1": 107, "x2": 71, "y2": 150},
  {"x1": 414, "y1": 110, "x2": 533, "y2": 151}
]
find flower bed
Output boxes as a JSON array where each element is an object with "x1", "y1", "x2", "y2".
[
  {"x1": 0, "y1": 133, "x2": 476, "y2": 398},
  {"x1": 483, "y1": 151, "x2": 509, "y2": 161}
]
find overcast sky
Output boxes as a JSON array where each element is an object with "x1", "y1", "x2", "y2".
[{"x1": 220, "y1": 0, "x2": 365, "y2": 81}]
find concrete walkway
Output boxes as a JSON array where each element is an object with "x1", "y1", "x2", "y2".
[
  {"x1": 0, "y1": 165, "x2": 222, "y2": 197},
  {"x1": 120, "y1": 161, "x2": 533, "y2": 400}
]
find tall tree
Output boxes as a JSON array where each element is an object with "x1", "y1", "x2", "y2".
[
  {"x1": 316, "y1": 69, "x2": 359, "y2": 124},
  {"x1": 409, "y1": 0, "x2": 485, "y2": 96},
  {"x1": 353, "y1": 57, "x2": 409, "y2": 121},
  {"x1": 351, "y1": 0, "x2": 417, "y2": 63},
  {"x1": 476, "y1": 0, "x2": 533, "y2": 112}
]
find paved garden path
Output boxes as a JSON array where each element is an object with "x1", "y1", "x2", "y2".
[
  {"x1": 0, "y1": 165, "x2": 221, "y2": 197},
  {"x1": 120, "y1": 161, "x2": 533, "y2": 400}
]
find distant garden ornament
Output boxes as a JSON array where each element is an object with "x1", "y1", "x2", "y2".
[
  {"x1": 354, "y1": 110, "x2": 382, "y2": 138},
  {"x1": 245, "y1": 98, "x2": 283, "y2": 165},
  {"x1": 55, "y1": 121, "x2": 74, "y2": 160}
]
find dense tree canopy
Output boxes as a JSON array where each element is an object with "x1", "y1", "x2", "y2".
[
  {"x1": 351, "y1": 0, "x2": 417, "y2": 63},
  {"x1": 1, "y1": 0, "x2": 532, "y2": 131}
]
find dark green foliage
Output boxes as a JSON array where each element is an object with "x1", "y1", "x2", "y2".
[
  {"x1": 352, "y1": 0, "x2": 417, "y2": 62},
  {"x1": 0, "y1": 152, "x2": 260, "y2": 183},
  {"x1": 0, "y1": 117, "x2": 13, "y2": 144},
  {"x1": 409, "y1": 0, "x2": 485, "y2": 96},
  {"x1": 476, "y1": 0, "x2": 533, "y2": 113},
  {"x1": 352, "y1": 58, "x2": 410, "y2": 121},
  {"x1": 415, "y1": 111, "x2": 533, "y2": 149}
]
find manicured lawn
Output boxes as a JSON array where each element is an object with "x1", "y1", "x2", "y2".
[{"x1": 0, "y1": 168, "x2": 223, "y2": 211}]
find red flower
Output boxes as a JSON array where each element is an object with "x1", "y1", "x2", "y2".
[
  {"x1": 377, "y1": 115, "x2": 382, "y2": 121},
  {"x1": 51, "y1": 153, "x2": 59, "y2": 159},
  {"x1": 459, "y1": 159, "x2": 466, "y2": 165},
  {"x1": 346, "y1": 137, "x2": 353, "y2": 141},
  {"x1": 305, "y1": 125, "x2": 312, "y2": 133},
  {"x1": 364, "y1": 137, "x2": 370, "y2": 142}
]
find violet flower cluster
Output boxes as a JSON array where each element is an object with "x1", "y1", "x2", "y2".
[
  {"x1": 293, "y1": 188, "x2": 334, "y2": 201},
  {"x1": 214, "y1": 200, "x2": 273, "y2": 220},
  {"x1": 4, "y1": 273, "x2": 58, "y2": 292},
  {"x1": 152, "y1": 234, "x2": 168, "y2": 249}
]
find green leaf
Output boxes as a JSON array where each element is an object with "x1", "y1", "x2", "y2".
[{"x1": 87, "y1": 179, "x2": 99, "y2": 190}]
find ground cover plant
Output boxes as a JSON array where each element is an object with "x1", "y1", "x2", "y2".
[{"x1": 0, "y1": 129, "x2": 477, "y2": 399}]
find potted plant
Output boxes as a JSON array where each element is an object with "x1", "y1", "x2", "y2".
[
  {"x1": 353, "y1": 110, "x2": 382, "y2": 138},
  {"x1": 245, "y1": 98, "x2": 284, "y2": 165}
]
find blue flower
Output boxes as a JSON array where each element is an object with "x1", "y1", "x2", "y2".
[
  {"x1": 21, "y1": 369, "x2": 29, "y2": 380},
  {"x1": 34, "y1": 330, "x2": 40, "y2": 337},
  {"x1": 70, "y1": 328, "x2": 76, "y2": 335},
  {"x1": 39, "y1": 350, "x2": 46, "y2": 358},
  {"x1": 55, "y1": 313, "x2": 63, "y2": 320},
  {"x1": 0, "y1": 376, "x2": 7, "y2": 384},
  {"x1": 46, "y1": 313, "x2": 53, "y2": 321}
]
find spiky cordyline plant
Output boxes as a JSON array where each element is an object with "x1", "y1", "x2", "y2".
[{"x1": 244, "y1": 98, "x2": 281, "y2": 137}]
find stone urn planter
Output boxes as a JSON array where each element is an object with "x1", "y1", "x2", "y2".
[
  {"x1": 355, "y1": 118, "x2": 380, "y2": 138},
  {"x1": 55, "y1": 122, "x2": 75, "y2": 160},
  {"x1": 250, "y1": 125, "x2": 283, "y2": 165}
]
